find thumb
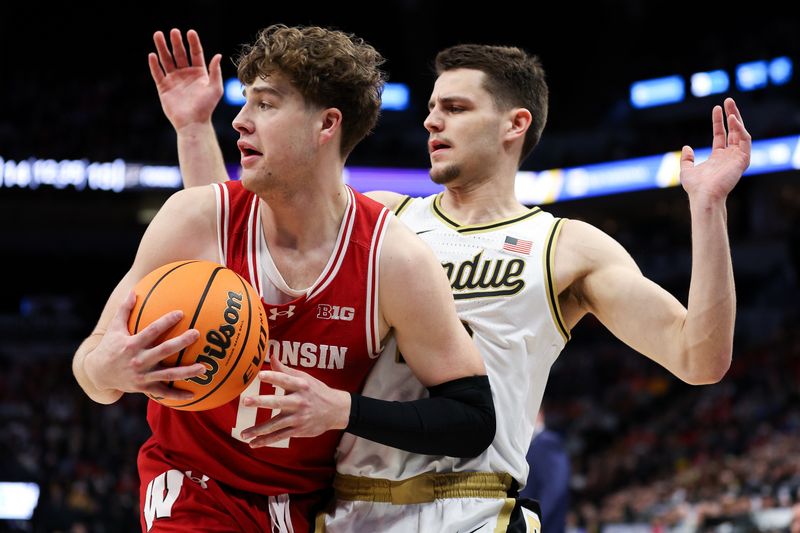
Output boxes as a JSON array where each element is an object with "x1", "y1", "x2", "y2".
[
  {"x1": 115, "y1": 290, "x2": 138, "y2": 332},
  {"x1": 680, "y1": 145, "x2": 695, "y2": 171}
]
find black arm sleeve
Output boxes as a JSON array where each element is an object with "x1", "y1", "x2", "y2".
[{"x1": 345, "y1": 375, "x2": 496, "y2": 458}]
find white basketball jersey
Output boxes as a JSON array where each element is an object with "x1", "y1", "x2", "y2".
[{"x1": 335, "y1": 193, "x2": 570, "y2": 487}]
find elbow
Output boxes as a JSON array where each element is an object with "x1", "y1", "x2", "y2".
[{"x1": 682, "y1": 347, "x2": 732, "y2": 385}]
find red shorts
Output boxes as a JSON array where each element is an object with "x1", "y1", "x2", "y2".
[{"x1": 137, "y1": 439, "x2": 329, "y2": 532}]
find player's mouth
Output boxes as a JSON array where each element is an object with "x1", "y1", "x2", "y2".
[
  {"x1": 237, "y1": 140, "x2": 263, "y2": 167},
  {"x1": 429, "y1": 139, "x2": 452, "y2": 157}
]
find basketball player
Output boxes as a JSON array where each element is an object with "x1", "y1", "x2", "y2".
[
  {"x1": 153, "y1": 31, "x2": 750, "y2": 531},
  {"x1": 72, "y1": 26, "x2": 497, "y2": 533}
]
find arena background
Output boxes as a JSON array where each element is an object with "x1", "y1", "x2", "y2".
[{"x1": 1, "y1": 1, "x2": 799, "y2": 531}]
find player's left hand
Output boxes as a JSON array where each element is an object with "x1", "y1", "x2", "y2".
[
  {"x1": 148, "y1": 29, "x2": 223, "y2": 132},
  {"x1": 680, "y1": 97, "x2": 751, "y2": 204},
  {"x1": 239, "y1": 353, "x2": 352, "y2": 447}
]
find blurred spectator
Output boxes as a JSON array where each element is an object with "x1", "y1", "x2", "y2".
[{"x1": 521, "y1": 409, "x2": 570, "y2": 533}]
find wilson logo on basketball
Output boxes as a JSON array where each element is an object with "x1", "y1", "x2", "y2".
[
  {"x1": 189, "y1": 291, "x2": 244, "y2": 386},
  {"x1": 129, "y1": 260, "x2": 268, "y2": 411}
]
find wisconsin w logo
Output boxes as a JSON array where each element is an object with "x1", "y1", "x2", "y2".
[
  {"x1": 143, "y1": 470, "x2": 183, "y2": 531},
  {"x1": 143, "y1": 470, "x2": 211, "y2": 530}
]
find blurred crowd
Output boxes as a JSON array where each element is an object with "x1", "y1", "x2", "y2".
[{"x1": 556, "y1": 326, "x2": 800, "y2": 532}]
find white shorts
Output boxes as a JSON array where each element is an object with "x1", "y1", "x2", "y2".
[
  {"x1": 319, "y1": 497, "x2": 541, "y2": 533},
  {"x1": 316, "y1": 472, "x2": 541, "y2": 533}
]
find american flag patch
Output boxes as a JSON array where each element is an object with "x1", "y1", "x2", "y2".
[{"x1": 503, "y1": 236, "x2": 532, "y2": 255}]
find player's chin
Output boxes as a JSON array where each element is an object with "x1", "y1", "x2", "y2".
[
  {"x1": 429, "y1": 162, "x2": 460, "y2": 185},
  {"x1": 239, "y1": 170, "x2": 260, "y2": 191}
]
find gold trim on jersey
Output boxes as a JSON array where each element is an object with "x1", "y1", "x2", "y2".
[
  {"x1": 544, "y1": 218, "x2": 571, "y2": 343},
  {"x1": 493, "y1": 498, "x2": 516, "y2": 533},
  {"x1": 313, "y1": 511, "x2": 327, "y2": 532},
  {"x1": 393, "y1": 195, "x2": 413, "y2": 217},
  {"x1": 494, "y1": 498, "x2": 517, "y2": 533},
  {"x1": 334, "y1": 472, "x2": 513, "y2": 504},
  {"x1": 431, "y1": 193, "x2": 542, "y2": 234}
]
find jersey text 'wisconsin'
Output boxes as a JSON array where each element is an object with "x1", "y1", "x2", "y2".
[{"x1": 267, "y1": 339, "x2": 348, "y2": 370}]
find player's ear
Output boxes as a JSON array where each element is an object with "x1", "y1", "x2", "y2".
[
  {"x1": 318, "y1": 108, "x2": 343, "y2": 148},
  {"x1": 503, "y1": 107, "x2": 532, "y2": 143}
]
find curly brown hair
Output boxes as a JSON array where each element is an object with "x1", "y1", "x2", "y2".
[
  {"x1": 236, "y1": 24, "x2": 387, "y2": 157},
  {"x1": 435, "y1": 45, "x2": 549, "y2": 165}
]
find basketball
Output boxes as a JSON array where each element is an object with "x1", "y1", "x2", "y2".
[{"x1": 128, "y1": 260, "x2": 268, "y2": 411}]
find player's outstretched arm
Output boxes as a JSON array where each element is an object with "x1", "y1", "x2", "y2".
[
  {"x1": 559, "y1": 98, "x2": 750, "y2": 385},
  {"x1": 72, "y1": 187, "x2": 219, "y2": 403},
  {"x1": 149, "y1": 28, "x2": 229, "y2": 187}
]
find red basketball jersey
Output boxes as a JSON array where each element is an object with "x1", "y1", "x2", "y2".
[{"x1": 144, "y1": 181, "x2": 391, "y2": 495}]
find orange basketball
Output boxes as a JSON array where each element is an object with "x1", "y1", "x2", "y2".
[{"x1": 128, "y1": 260, "x2": 268, "y2": 411}]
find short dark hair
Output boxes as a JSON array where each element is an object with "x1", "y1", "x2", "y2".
[
  {"x1": 435, "y1": 44, "x2": 549, "y2": 164},
  {"x1": 236, "y1": 24, "x2": 387, "y2": 157}
]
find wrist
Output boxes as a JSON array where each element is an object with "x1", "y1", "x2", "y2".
[
  {"x1": 332, "y1": 391, "x2": 353, "y2": 430},
  {"x1": 82, "y1": 350, "x2": 105, "y2": 390},
  {"x1": 688, "y1": 193, "x2": 727, "y2": 214},
  {"x1": 175, "y1": 120, "x2": 216, "y2": 138},
  {"x1": 82, "y1": 352, "x2": 122, "y2": 403}
]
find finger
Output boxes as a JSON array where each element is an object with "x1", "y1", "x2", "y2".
[
  {"x1": 241, "y1": 414, "x2": 294, "y2": 442},
  {"x1": 170, "y1": 28, "x2": 189, "y2": 69},
  {"x1": 241, "y1": 393, "x2": 300, "y2": 410},
  {"x1": 724, "y1": 97, "x2": 744, "y2": 126},
  {"x1": 680, "y1": 146, "x2": 695, "y2": 171},
  {"x1": 208, "y1": 54, "x2": 223, "y2": 90},
  {"x1": 153, "y1": 30, "x2": 175, "y2": 73},
  {"x1": 113, "y1": 290, "x2": 138, "y2": 331},
  {"x1": 258, "y1": 369, "x2": 305, "y2": 391},
  {"x1": 249, "y1": 427, "x2": 297, "y2": 448},
  {"x1": 145, "y1": 362, "x2": 207, "y2": 383},
  {"x1": 727, "y1": 113, "x2": 739, "y2": 147},
  {"x1": 140, "y1": 328, "x2": 200, "y2": 365},
  {"x1": 134, "y1": 310, "x2": 184, "y2": 346},
  {"x1": 186, "y1": 29, "x2": 205, "y2": 69},
  {"x1": 728, "y1": 114, "x2": 752, "y2": 155},
  {"x1": 147, "y1": 52, "x2": 165, "y2": 85},
  {"x1": 270, "y1": 352, "x2": 303, "y2": 376},
  {"x1": 711, "y1": 105, "x2": 726, "y2": 151},
  {"x1": 145, "y1": 384, "x2": 195, "y2": 402}
]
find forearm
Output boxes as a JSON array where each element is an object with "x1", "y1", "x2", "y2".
[
  {"x1": 346, "y1": 375, "x2": 495, "y2": 458},
  {"x1": 684, "y1": 197, "x2": 735, "y2": 381},
  {"x1": 176, "y1": 122, "x2": 229, "y2": 187},
  {"x1": 72, "y1": 335, "x2": 124, "y2": 405}
]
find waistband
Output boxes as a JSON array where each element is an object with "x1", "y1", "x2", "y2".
[{"x1": 333, "y1": 472, "x2": 514, "y2": 505}]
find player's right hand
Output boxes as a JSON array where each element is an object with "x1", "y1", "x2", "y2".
[
  {"x1": 148, "y1": 29, "x2": 223, "y2": 132},
  {"x1": 85, "y1": 290, "x2": 206, "y2": 400}
]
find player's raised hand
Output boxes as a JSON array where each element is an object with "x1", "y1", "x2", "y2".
[
  {"x1": 239, "y1": 353, "x2": 351, "y2": 447},
  {"x1": 148, "y1": 28, "x2": 224, "y2": 132},
  {"x1": 85, "y1": 290, "x2": 205, "y2": 400},
  {"x1": 680, "y1": 97, "x2": 751, "y2": 203}
]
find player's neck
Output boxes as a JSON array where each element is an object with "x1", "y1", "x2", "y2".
[
  {"x1": 441, "y1": 175, "x2": 528, "y2": 226},
  {"x1": 259, "y1": 180, "x2": 349, "y2": 252}
]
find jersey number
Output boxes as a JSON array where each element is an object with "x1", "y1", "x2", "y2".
[{"x1": 231, "y1": 378, "x2": 291, "y2": 448}]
